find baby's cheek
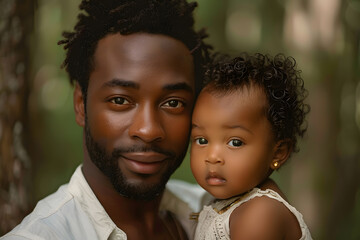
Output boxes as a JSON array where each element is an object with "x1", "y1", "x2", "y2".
[{"x1": 190, "y1": 158, "x2": 203, "y2": 179}]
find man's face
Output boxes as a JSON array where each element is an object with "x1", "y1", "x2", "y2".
[{"x1": 81, "y1": 33, "x2": 195, "y2": 200}]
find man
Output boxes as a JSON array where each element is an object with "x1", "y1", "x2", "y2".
[{"x1": 1, "y1": 0, "x2": 212, "y2": 239}]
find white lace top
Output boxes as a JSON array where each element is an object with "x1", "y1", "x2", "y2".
[{"x1": 194, "y1": 188, "x2": 312, "y2": 240}]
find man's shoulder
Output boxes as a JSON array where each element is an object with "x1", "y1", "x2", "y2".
[
  {"x1": 1, "y1": 184, "x2": 74, "y2": 239},
  {"x1": 162, "y1": 179, "x2": 213, "y2": 239},
  {"x1": 164, "y1": 179, "x2": 213, "y2": 213},
  {"x1": 1, "y1": 165, "x2": 112, "y2": 240},
  {"x1": 1, "y1": 183, "x2": 96, "y2": 240}
]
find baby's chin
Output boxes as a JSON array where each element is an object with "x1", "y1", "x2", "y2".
[
  {"x1": 206, "y1": 186, "x2": 251, "y2": 200},
  {"x1": 206, "y1": 189, "x2": 238, "y2": 200}
]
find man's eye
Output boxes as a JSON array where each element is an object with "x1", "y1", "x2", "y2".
[
  {"x1": 164, "y1": 100, "x2": 184, "y2": 108},
  {"x1": 110, "y1": 97, "x2": 129, "y2": 105},
  {"x1": 195, "y1": 138, "x2": 208, "y2": 145},
  {"x1": 228, "y1": 139, "x2": 243, "y2": 147}
]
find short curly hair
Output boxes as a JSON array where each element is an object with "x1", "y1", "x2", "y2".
[
  {"x1": 58, "y1": 0, "x2": 212, "y2": 95},
  {"x1": 203, "y1": 53, "x2": 310, "y2": 153}
]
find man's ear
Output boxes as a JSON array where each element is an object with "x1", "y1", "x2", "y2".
[
  {"x1": 73, "y1": 83, "x2": 85, "y2": 127},
  {"x1": 270, "y1": 139, "x2": 292, "y2": 170}
]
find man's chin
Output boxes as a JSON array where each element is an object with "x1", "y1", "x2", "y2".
[
  {"x1": 113, "y1": 181, "x2": 165, "y2": 201},
  {"x1": 108, "y1": 170, "x2": 168, "y2": 201}
]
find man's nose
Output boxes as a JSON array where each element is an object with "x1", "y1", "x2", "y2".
[
  {"x1": 205, "y1": 145, "x2": 224, "y2": 165},
  {"x1": 128, "y1": 103, "x2": 165, "y2": 143}
]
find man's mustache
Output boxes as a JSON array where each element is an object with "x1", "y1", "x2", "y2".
[{"x1": 111, "y1": 145, "x2": 175, "y2": 159}]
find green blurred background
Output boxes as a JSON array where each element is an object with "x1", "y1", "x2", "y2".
[{"x1": 2, "y1": 0, "x2": 360, "y2": 239}]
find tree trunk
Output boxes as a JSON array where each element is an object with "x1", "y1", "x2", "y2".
[{"x1": 0, "y1": 0, "x2": 35, "y2": 235}]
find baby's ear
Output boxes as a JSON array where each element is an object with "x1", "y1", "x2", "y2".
[
  {"x1": 73, "y1": 83, "x2": 85, "y2": 127},
  {"x1": 270, "y1": 139, "x2": 292, "y2": 170}
]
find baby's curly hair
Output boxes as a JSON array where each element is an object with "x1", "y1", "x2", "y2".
[
  {"x1": 58, "y1": 0, "x2": 212, "y2": 95},
  {"x1": 204, "y1": 53, "x2": 310, "y2": 153}
]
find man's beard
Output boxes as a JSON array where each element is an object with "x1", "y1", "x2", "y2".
[{"x1": 84, "y1": 121, "x2": 186, "y2": 201}]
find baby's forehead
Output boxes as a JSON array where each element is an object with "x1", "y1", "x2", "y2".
[
  {"x1": 193, "y1": 85, "x2": 273, "y2": 137},
  {"x1": 203, "y1": 81, "x2": 267, "y2": 100},
  {"x1": 197, "y1": 85, "x2": 268, "y2": 114},
  {"x1": 197, "y1": 84, "x2": 270, "y2": 123}
]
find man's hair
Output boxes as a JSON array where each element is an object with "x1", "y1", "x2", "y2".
[
  {"x1": 58, "y1": 0, "x2": 212, "y2": 95},
  {"x1": 204, "y1": 53, "x2": 310, "y2": 153}
]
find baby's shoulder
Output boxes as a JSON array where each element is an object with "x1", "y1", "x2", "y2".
[
  {"x1": 231, "y1": 192, "x2": 285, "y2": 227},
  {"x1": 229, "y1": 191, "x2": 299, "y2": 239}
]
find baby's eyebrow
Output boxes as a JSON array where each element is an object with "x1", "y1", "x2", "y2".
[
  {"x1": 223, "y1": 124, "x2": 253, "y2": 135},
  {"x1": 191, "y1": 123, "x2": 202, "y2": 130}
]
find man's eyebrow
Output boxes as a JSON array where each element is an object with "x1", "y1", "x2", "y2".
[
  {"x1": 102, "y1": 78, "x2": 139, "y2": 89},
  {"x1": 163, "y1": 82, "x2": 193, "y2": 93}
]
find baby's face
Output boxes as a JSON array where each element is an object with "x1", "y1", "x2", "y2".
[{"x1": 190, "y1": 86, "x2": 277, "y2": 199}]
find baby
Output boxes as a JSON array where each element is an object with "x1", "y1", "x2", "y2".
[{"x1": 190, "y1": 53, "x2": 312, "y2": 239}]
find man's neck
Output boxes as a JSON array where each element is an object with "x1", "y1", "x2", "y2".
[
  {"x1": 81, "y1": 158, "x2": 178, "y2": 239},
  {"x1": 81, "y1": 157, "x2": 163, "y2": 220}
]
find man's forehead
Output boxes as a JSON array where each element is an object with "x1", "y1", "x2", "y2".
[
  {"x1": 96, "y1": 33, "x2": 191, "y2": 60},
  {"x1": 89, "y1": 32, "x2": 195, "y2": 91}
]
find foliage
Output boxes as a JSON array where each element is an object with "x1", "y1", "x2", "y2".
[{"x1": 4, "y1": 0, "x2": 359, "y2": 238}]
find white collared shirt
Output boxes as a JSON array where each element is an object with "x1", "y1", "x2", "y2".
[{"x1": 1, "y1": 165, "x2": 211, "y2": 240}]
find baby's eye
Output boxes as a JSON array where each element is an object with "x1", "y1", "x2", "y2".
[
  {"x1": 195, "y1": 138, "x2": 208, "y2": 145},
  {"x1": 228, "y1": 139, "x2": 243, "y2": 147},
  {"x1": 110, "y1": 97, "x2": 129, "y2": 105}
]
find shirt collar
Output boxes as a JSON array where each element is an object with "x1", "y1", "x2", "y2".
[{"x1": 67, "y1": 165, "x2": 127, "y2": 240}]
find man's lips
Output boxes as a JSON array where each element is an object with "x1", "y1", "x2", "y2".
[
  {"x1": 121, "y1": 152, "x2": 168, "y2": 175},
  {"x1": 206, "y1": 172, "x2": 226, "y2": 186}
]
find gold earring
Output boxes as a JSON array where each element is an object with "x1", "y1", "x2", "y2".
[{"x1": 273, "y1": 162, "x2": 279, "y2": 168}]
